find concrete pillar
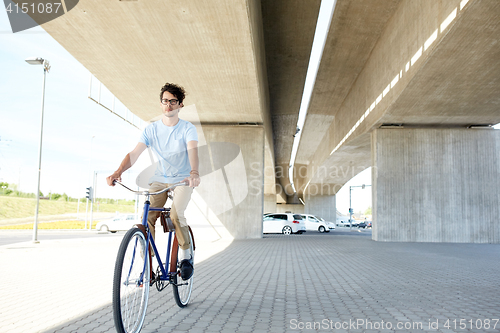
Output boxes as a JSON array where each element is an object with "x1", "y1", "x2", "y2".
[
  {"x1": 304, "y1": 194, "x2": 336, "y2": 223},
  {"x1": 264, "y1": 194, "x2": 276, "y2": 214},
  {"x1": 193, "y1": 125, "x2": 265, "y2": 239},
  {"x1": 372, "y1": 128, "x2": 500, "y2": 243}
]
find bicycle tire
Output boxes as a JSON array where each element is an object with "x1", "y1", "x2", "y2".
[
  {"x1": 172, "y1": 231, "x2": 194, "y2": 307},
  {"x1": 113, "y1": 228, "x2": 150, "y2": 333}
]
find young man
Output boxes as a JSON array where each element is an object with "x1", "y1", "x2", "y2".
[{"x1": 106, "y1": 82, "x2": 200, "y2": 280}]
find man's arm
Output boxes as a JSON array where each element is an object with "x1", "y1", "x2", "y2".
[
  {"x1": 106, "y1": 142, "x2": 147, "y2": 186},
  {"x1": 183, "y1": 140, "x2": 200, "y2": 187}
]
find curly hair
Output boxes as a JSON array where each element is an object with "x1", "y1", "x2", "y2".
[{"x1": 160, "y1": 83, "x2": 186, "y2": 103}]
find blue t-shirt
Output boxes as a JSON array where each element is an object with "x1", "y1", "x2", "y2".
[{"x1": 139, "y1": 119, "x2": 198, "y2": 184}]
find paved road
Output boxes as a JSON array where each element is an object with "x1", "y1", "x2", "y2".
[
  {"x1": 0, "y1": 227, "x2": 370, "y2": 246},
  {"x1": 0, "y1": 230, "x2": 123, "y2": 246},
  {"x1": 0, "y1": 212, "x2": 116, "y2": 227},
  {"x1": 0, "y1": 224, "x2": 233, "y2": 333},
  {"x1": 2, "y1": 228, "x2": 499, "y2": 333}
]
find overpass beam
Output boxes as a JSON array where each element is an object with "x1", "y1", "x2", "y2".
[{"x1": 372, "y1": 128, "x2": 500, "y2": 243}]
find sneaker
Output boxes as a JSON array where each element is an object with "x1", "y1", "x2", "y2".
[{"x1": 179, "y1": 257, "x2": 193, "y2": 280}]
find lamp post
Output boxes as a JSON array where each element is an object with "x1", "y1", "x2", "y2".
[
  {"x1": 349, "y1": 184, "x2": 371, "y2": 231},
  {"x1": 25, "y1": 57, "x2": 50, "y2": 243}
]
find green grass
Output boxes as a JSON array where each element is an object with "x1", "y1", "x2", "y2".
[
  {"x1": 0, "y1": 196, "x2": 135, "y2": 220},
  {"x1": 0, "y1": 220, "x2": 96, "y2": 230}
]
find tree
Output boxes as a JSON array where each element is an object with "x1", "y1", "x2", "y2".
[
  {"x1": 0, "y1": 182, "x2": 10, "y2": 195},
  {"x1": 364, "y1": 206, "x2": 372, "y2": 216}
]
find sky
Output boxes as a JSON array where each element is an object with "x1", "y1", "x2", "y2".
[{"x1": 0, "y1": 9, "x2": 150, "y2": 201}]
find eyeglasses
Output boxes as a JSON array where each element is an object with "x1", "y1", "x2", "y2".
[{"x1": 161, "y1": 98, "x2": 179, "y2": 106}]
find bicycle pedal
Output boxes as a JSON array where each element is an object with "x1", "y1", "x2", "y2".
[{"x1": 150, "y1": 271, "x2": 157, "y2": 286}]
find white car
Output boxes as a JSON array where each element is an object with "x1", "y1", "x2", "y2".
[
  {"x1": 336, "y1": 217, "x2": 353, "y2": 227},
  {"x1": 263, "y1": 213, "x2": 306, "y2": 235},
  {"x1": 336, "y1": 219, "x2": 358, "y2": 227},
  {"x1": 301, "y1": 214, "x2": 331, "y2": 233},
  {"x1": 95, "y1": 214, "x2": 141, "y2": 233},
  {"x1": 319, "y1": 217, "x2": 336, "y2": 230}
]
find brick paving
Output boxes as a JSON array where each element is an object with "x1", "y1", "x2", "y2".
[{"x1": 1, "y1": 229, "x2": 499, "y2": 333}]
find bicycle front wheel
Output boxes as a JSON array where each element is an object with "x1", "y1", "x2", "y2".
[
  {"x1": 113, "y1": 228, "x2": 150, "y2": 333},
  {"x1": 172, "y1": 230, "x2": 194, "y2": 307}
]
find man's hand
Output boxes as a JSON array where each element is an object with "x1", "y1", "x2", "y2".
[
  {"x1": 106, "y1": 171, "x2": 122, "y2": 186},
  {"x1": 183, "y1": 173, "x2": 200, "y2": 188},
  {"x1": 106, "y1": 145, "x2": 146, "y2": 187}
]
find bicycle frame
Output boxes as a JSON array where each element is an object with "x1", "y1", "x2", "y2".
[
  {"x1": 113, "y1": 180, "x2": 187, "y2": 286},
  {"x1": 141, "y1": 204, "x2": 174, "y2": 283},
  {"x1": 112, "y1": 180, "x2": 194, "y2": 333}
]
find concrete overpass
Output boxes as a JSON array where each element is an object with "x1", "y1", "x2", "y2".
[{"x1": 33, "y1": 0, "x2": 500, "y2": 242}]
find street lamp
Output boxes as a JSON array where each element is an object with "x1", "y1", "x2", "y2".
[
  {"x1": 25, "y1": 57, "x2": 50, "y2": 243},
  {"x1": 349, "y1": 184, "x2": 371, "y2": 231}
]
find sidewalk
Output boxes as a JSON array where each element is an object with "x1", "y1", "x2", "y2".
[
  {"x1": 0, "y1": 224, "x2": 232, "y2": 333},
  {"x1": 1, "y1": 229, "x2": 499, "y2": 333}
]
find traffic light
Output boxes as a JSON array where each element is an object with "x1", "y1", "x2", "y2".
[
  {"x1": 86, "y1": 186, "x2": 92, "y2": 200},
  {"x1": 349, "y1": 208, "x2": 354, "y2": 214}
]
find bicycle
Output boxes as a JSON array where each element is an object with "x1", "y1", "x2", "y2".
[{"x1": 111, "y1": 180, "x2": 195, "y2": 333}]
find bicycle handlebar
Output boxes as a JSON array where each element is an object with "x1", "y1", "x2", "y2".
[{"x1": 113, "y1": 180, "x2": 188, "y2": 196}]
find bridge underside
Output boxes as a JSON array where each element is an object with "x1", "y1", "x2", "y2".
[{"x1": 37, "y1": 0, "x2": 500, "y2": 242}]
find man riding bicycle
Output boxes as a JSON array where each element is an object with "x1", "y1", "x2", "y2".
[{"x1": 106, "y1": 82, "x2": 200, "y2": 280}]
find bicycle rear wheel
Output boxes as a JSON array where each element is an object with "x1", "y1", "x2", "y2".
[
  {"x1": 113, "y1": 228, "x2": 150, "y2": 333},
  {"x1": 172, "y1": 231, "x2": 194, "y2": 307}
]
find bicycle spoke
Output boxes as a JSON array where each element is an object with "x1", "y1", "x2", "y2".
[{"x1": 113, "y1": 228, "x2": 150, "y2": 333}]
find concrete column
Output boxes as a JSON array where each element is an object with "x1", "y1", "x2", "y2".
[
  {"x1": 192, "y1": 125, "x2": 265, "y2": 239},
  {"x1": 264, "y1": 194, "x2": 276, "y2": 214},
  {"x1": 372, "y1": 128, "x2": 500, "y2": 243},
  {"x1": 304, "y1": 194, "x2": 336, "y2": 223}
]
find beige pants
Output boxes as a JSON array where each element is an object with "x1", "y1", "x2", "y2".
[{"x1": 145, "y1": 182, "x2": 193, "y2": 250}]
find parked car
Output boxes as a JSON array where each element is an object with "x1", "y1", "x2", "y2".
[
  {"x1": 336, "y1": 220, "x2": 351, "y2": 227},
  {"x1": 263, "y1": 213, "x2": 306, "y2": 235},
  {"x1": 336, "y1": 216, "x2": 349, "y2": 227},
  {"x1": 95, "y1": 214, "x2": 140, "y2": 233},
  {"x1": 357, "y1": 221, "x2": 367, "y2": 228},
  {"x1": 366, "y1": 221, "x2": 372, "y2": 228},
  {"x1": 336, "y1": 219, "x2": 359, "y2": 227},
  {"x1": 301, "y1": 214, "x2": 331, "y2": 233},
  {"x1": 318, "y1": 217, "x2": 336, "y2": 230}
]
